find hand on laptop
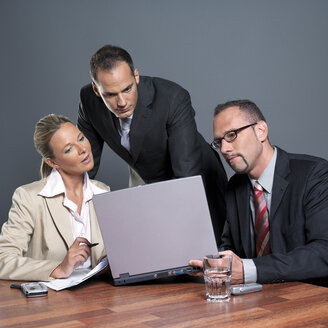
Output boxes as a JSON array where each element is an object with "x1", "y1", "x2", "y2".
[{"x1": 188, "y1": 259, "x2": 204, "y2": 276}]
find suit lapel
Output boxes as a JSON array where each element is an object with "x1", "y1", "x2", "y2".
[
  {"x1": 45, "y1": 196, "x2": 74, "y2": 248},
  {"x1": 129, "y1": 78, "x2": 154, "y2": 164},
  {"x1": 102, "y1": 111, "x2": 133, "y2": 164},
  {"x1": 104, "y1": 111, "x2": 121, "y2": 145},
  {"x1": 270, "y1": 148, "x2": 290, "y2": 221},
  {"x1": 94, "y1": 102, "x2": 121, "y2": 146},
  {"x1": 129, "y1": 102, "x2": 152, "y2": 164},
  {"x1": 235, "y1": 177, "x2": 253, "y2": 257}
]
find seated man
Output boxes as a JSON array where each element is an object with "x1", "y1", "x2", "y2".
[{"x1": 191, "y1": 100, "x2": 328, "y2": 286}]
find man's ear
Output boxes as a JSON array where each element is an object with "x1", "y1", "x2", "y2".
[
  {"x1": 45, "y1": 157, "x2": 59, "y2": 169},
  {"x1": 255, "y1": 120, "x2": 269, "y2": 142},
  {"x1": 92, "y1": 82, "x2": 101, "y2": 97}
]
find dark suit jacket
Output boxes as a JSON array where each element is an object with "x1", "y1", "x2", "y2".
[
  {"x1": 78, "y1": 76, "x2": 227, "y2": 244},
  {"x1": 220, "y1": 147, "x2": 328, "y2": 284}
]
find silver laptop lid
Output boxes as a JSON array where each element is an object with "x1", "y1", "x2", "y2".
[{"x1": 93, "y1": 175, "x2": 218, "y2": 280}]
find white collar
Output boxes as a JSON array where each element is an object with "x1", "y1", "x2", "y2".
[
  {"x1": 249, "y1": 147, "x2": 277, "y2": 194},
  {"x1": 38, "y1": 168, "x2": 106, "y2": 199}
]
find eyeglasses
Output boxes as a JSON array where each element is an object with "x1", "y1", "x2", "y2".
[{"x1": 211, "y1": 122, "x2": 257, "y2": 150}]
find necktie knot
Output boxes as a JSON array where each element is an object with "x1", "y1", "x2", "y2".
[
  {"x1": 254, "y1": 181, "x2": 263, "y2": 192},
  {"x1": 254, "y1": 181, "x2": 264, "y2": 204},
  {"x1": 120, "y1": 117, "x2": 132, "y2": 131}
]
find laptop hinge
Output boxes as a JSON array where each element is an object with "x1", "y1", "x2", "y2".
[{"x1": 119, "y1": 273, "x2": 130, "y2": 279}]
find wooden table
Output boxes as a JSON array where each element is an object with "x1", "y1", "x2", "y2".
[{"x1": 0, "y1": 276, "x2": 327, "y2": 328}]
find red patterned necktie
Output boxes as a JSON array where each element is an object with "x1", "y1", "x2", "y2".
[{"x1": 254, "y1": 181, "x2": 271, "y2": 256}]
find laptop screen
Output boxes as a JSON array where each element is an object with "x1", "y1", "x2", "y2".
[{"x1": 93, "y1": 175, "x2": 218, "y2": 284}]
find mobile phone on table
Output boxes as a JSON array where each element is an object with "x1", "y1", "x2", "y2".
[
  {"x1": 11, "y1": 282, "x2": 48, "y2": 297},
  {"x1": 230, "y1": 283, "x2": 262, "y2": 295}
]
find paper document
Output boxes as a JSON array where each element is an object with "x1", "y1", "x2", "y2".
[{"x1": 43, "y1": 257, "x2": 108, "y2": 291}]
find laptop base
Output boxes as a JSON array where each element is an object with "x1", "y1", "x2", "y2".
[{"x1": 112, "y1": 265, "x2": 201, "y2": 286}]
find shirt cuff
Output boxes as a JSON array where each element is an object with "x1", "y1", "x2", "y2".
[{"x1": 242, "y1": 259, "x2": 257, "y2": 283}]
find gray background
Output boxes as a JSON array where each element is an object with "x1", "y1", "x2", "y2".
[{"x1": 0, "y1": 0, "x2": 327, "y2": 226}]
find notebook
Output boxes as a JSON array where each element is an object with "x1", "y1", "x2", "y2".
[{"x1": 93, "y1": 175, "x2": 218, "y2": 285}]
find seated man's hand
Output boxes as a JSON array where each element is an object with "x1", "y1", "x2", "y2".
[
  {"x1": 189, "y1": 251, "x2": 244, "y2": 284},
  {"x1": 188, "y1": 259, "x2": 204, "y2": 276},
  {"x1": 219, "y1": 250, "x2": 244, "y2": 285}
]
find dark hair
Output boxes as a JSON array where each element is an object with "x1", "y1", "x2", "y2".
[
  {"x1": 90, "y1": 45, "x2": 134, "y2": 82},
  {"x1": 34, "y1": 114, "x2": 71, "y2": 178},
  {"x1": 214, "y1": 99, "x2": 266, "y2": 123}
]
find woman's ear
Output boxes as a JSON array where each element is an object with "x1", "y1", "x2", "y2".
[
  {"x1": 45, "y1": 157, "x2": 59, "y2": 169},
  {"x1": 255, "y1": 120, "x2": 269, "y2": 142}
]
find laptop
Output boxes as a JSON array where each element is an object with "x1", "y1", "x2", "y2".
[{"x1": 93, "y1": 175, "x2": 218, "y2": 285}]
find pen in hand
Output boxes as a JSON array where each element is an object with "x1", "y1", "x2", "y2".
[{"x1": 88, "y1": 243, "x2": 99, "y2": 248}]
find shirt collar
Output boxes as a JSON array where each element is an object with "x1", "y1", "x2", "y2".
[
  {"x1": 39, "y1": 168, "x2": 107, "y2": 199},
  {"x1": 250, "y1": 147, "x2": 277, "y2": 194},
  {"x1": 115, "y1": 113, "x2": 133, "y2": 119},
  {"x1": 118, "y1": 114, "x2": 133, "y2": 129},
  {"x1": 39, "y1": 168, "x2": 66, "y2": 197}
]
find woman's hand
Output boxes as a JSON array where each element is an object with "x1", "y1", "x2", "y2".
[{"x1": 50, "y1": 237, "x2": 91, "y2": 279}]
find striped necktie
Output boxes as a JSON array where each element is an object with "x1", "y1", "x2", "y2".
[{"x1": 254, "y1": 181, "x2": 271, "y2": 256}]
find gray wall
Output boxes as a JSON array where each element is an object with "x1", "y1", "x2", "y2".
[{"x1": 1, "y1": 0, "x2": 327, "y2": 226}]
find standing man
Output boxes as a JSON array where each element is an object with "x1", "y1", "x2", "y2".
[
  {"x1": 190, "y1": 100, "x2": 328, "y2": 286},
  {"x1": 77, "y1": 45, "x2": 227, "y2": 244}
]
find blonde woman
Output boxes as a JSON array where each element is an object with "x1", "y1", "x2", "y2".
[{"x1": 0, "y1": 114, "x2": 109, "y2": 281}]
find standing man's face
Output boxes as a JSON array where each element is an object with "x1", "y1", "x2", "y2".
[{"x1": 92, "y1": 61, "x2": 140, "y2": 119}]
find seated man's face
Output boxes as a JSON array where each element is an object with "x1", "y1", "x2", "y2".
[
  {"x1": 213, "y1": 106, "x2": 264, "y2": 177},
  {"x1": 92, "y1": 61, "x2": 140, "y2": 119}
]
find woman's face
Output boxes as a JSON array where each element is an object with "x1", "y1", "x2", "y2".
[{"x1": 46, "y1": 122, "x2": 94, "y2": 177}]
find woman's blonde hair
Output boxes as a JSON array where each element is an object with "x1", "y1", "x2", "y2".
[{"x1": 33, "y1": 114, "x2": 72, "y2": 178}]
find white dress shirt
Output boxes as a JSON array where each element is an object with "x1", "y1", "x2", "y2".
[{"x1": 39, "y1": 169, "x2": 107, "y2": 269}]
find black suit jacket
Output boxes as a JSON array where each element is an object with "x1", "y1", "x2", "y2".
[
  {"x1": 78, "y1": 76, "x2": 227, "y2": 244},
  {"x1": 220, "y1": 147, "x2": 328, "y2": 284}
]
